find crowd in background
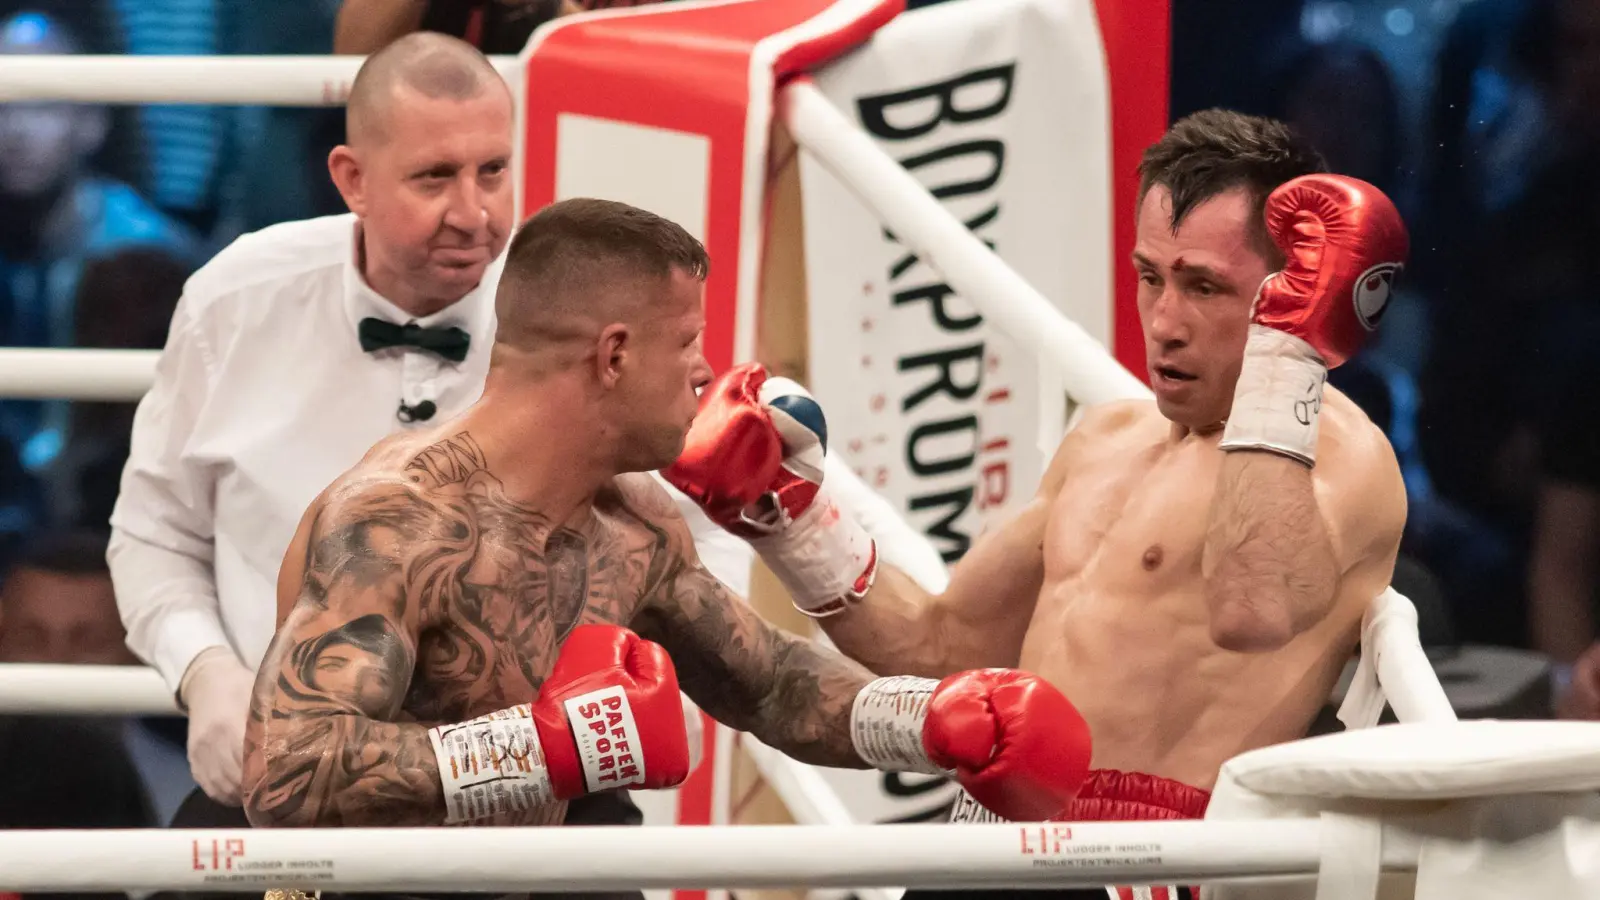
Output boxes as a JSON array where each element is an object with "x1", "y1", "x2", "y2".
[{"x1": 3, "y1": 0, "x2": 1600, "y2": 883}]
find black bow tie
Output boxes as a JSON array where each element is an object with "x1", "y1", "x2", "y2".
[{"x1": 358, "y1": 317, "x2": 471, "y2": 363}]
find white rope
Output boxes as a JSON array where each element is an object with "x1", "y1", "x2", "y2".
[
  {"x1": 0, "y1": 664, "x2": 175, "y2": 715},
  {"x1": 0, "y1": 55, "x2": 520, "y2": 105},
  {"x1": 0, "y1": 348, "x2": 156, "y2": 401},
  {"x1": 1366, "y1": 590, "x2": 1457, "y2": 723},
  {"x1": 780, "y1": 78, "x2": 1152, "y2": 407},
  {"x1": 741, "y1": 737, "x2": 902, "y2": 900},
  {"x1": 0, "y1": 821, "x2": 1418, "y2": 893}
]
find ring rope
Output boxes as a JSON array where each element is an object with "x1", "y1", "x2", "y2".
[{"x1": 0, "y1": 821, "x2": 1419, "y2": 893}]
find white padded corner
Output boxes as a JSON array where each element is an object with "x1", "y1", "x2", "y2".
[
  {"x1": 1204, "y1": 722, "x2": 1600, "y2": 900},
  {"x1": 1220, "y1": 720, "x2": 1600, "y2": 800}
]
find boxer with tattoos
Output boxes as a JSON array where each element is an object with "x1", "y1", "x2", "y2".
[{"x1": 240, "y1": 198, "x2": 1092, "y2": 832}]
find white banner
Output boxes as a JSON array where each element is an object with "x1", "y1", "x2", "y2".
[
  {"x1": 794, "y1": 0, "x2": 1112, "y2": 892},
  {"x1": 801, "y1": 0, "x2": 1112, "y2": 558}
]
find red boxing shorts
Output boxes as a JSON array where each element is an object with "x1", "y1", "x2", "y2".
[
  {"x1": 938, "y1": 768, "x2": 1211, "y2": 900},
  {"x1": 1062, "y1": 769, "x2": 1210, "y2": 821}
]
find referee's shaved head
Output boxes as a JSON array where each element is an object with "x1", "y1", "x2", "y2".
[
  {"x1": 346, "y1": 32, "x2": 507, "y2": 147},
  {"x1": 328, "y1": 30, "x2": 514, "y2": 316}
]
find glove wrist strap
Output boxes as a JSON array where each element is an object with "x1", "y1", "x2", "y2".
[
  {"x1": 749, "y1": 484, "x2": 878, "y2": 617},
  {"x1": 1220, "y1": 324, "x2": 1328, "y2": 466},
  {"x1": 428, "y1": 704, "x2": 555, "y2": 824},
  {"x1": 849, "y1": 675, "x2": 946, "y2": 775}
]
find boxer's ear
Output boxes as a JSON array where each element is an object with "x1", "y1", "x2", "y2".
[
  {"x1": 327, "y1": 145, "x2": 366, "y2": 217},
  {"x1": 596, "y1": 322, "x2": 631, "y2": 388}
]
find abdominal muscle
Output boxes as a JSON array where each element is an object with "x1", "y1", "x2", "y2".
[
  {"x1": 1020, "y1": 580, "x2": 1354, "y2": 791},
  {"x1": 1015, "y1": 428, "x2": 1360, "y2": 791}
]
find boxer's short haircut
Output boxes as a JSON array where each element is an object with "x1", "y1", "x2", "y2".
[
  {"x1": 1138, "y1": 109, "x2": 1326, "y2": 265},
  {"x1": 496, "y1": 198, "x2": 710, "y2": 348}
]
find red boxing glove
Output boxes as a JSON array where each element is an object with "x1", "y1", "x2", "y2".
[
  {"x1": 534, "y1": 625, "x2": 692, "y2": 799},
  {"x1": 665, "y1": 363, "x2": 877, "y2": 617},
  {"x1": 849, "y1": 672, "x2": 1092, "y2": 822},
  {"x1": 663, "y1": 362, "x2": 793, "y2": 531},
  {"x1": 1221, "y1": 174, "x2": 1409, "y2": 465},
  {"x1": 427, "y1": 626, "x2": 690, "y2": 823},
  {"x1": 1256, "y1": 174, "x2": 1409, "y2": 367}
]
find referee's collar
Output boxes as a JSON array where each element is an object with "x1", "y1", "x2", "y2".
[{"x1": 341, "y1": 220, "x2": 503, "y2": 355}]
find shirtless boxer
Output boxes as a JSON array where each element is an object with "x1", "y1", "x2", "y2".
[
  {"x1": 240, "y1": 197, "x2": 1092, "y2": 843},
  {"x1": 666, "y1": 110, "x2": 1410, "y2": 898}
]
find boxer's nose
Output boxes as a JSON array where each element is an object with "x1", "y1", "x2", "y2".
[{"x1": 1146, "y1": 288, "x2": 1190, "y2": 348}]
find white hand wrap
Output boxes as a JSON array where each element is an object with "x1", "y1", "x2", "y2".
[
  {"x1": 824, "y1": 454, "x2": 951, "y2": 592},
  {"x1": 1220, "y1": 324, "x2": 1328, "y2": 466},
  {"x1": 849, "y1": 675, "x2": 945, "y2": 775},
  {"x1": 428, "y1": 704, "x2": 554, "y2": 824},
  {"x1": 750, "y1": 483, "x2": 878, "y2": 617}
]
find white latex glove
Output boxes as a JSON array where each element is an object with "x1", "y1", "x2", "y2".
[
  {"x1": 823, "y1": 454, "x2": 950, "y2": 592},
  {"x1": 178, "y1": 646, "x2": 257, "y2": 805},
  {"x1": 681, "y1": 691, "x2": 705, "y2": 774}
]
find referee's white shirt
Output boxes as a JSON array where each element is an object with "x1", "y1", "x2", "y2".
[{"x1": 109, "y1": 214, "x2": 755, "y2": 693}]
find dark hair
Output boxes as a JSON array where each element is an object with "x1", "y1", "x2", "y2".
[
  {"x1": 7, "y1": 529, "x2": 110, "y2": 578},
  {"x1": 496, "y1": 198, "x2": 709, "y2": 344},
  {"x1": 1138, "y1": 109, "x2": 1326, "y2": 261},
  {"x1": 508, "y1": 197, "x2": 709, "y2": 283},
  {"x1": 297, "y1": 614, "x2": 410, "y2": 690}
]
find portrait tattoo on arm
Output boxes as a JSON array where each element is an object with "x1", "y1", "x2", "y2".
[{"x1": 243, "y1": 484, "x2": 452, "y2": 827}]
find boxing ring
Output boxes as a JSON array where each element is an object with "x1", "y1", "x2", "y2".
[{"x1": 2, "y1": 8, "x2": 1599, "y2": 900}]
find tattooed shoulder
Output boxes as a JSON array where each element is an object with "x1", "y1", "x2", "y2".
[
  {"x1": 319, "y1": 474, "x2": 444, "y2": 538},
  {"x1": 609, "y1": 475, "x2": 690, "y2": 538},
  {"x1": 293, "y1": 475, "x2": 455, "y2": 617},
  {"x1": 404, "y1": 432, "x2": 488, "y2": 488}
]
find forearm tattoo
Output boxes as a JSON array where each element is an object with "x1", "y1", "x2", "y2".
[{"x1": 634, "y1": 551, "x2": 877, "y2": 769}]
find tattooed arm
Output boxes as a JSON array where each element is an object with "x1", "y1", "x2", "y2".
[
  {"x1": 242, "y1": 477, "x2": 453, "y2": 828},
  {"x1": 623, "y1": 477, "x2": 877, "y2": 769}
]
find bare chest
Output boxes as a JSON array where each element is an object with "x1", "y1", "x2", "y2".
[
  {"x1": 403, "y1": 510, "x2": 671, "y2": 723},
  {"x1": 1043, "y1": 439, "x2": 1220, "y2": 594}
]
